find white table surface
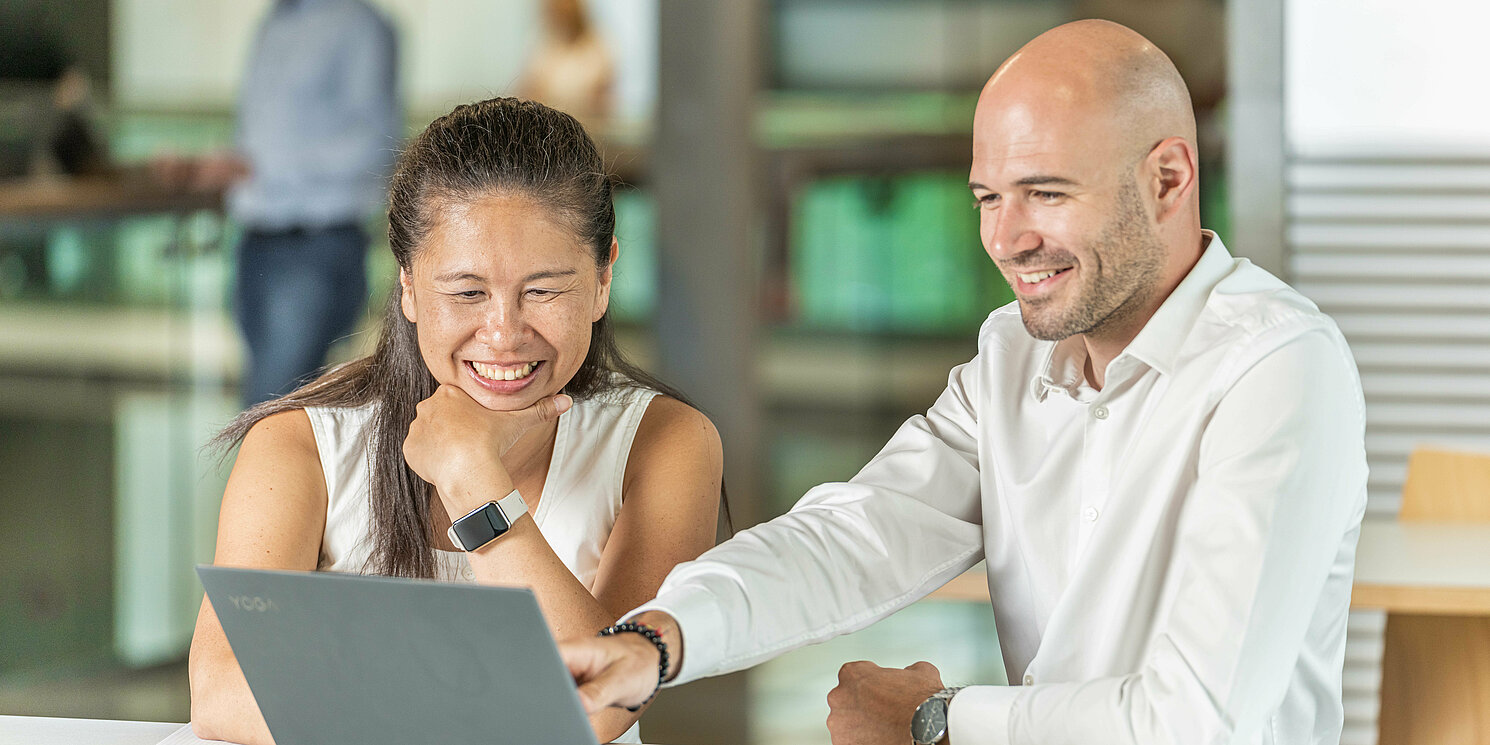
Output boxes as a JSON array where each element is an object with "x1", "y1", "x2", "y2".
[
  {"x1": 1351, "y1": 519, "x2": 1490, "y2": 588},
  {"x1": 931, "y1": 518, "x2": 1490, "y2": 606},
  {"x1": 0, "y1": 716, "x2": 660, "y2": 744},
  {"x1": 0, "y1": 715, "x2": 183, "y2": 745}
]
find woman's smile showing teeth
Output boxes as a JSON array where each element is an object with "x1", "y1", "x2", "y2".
[
  {"x1": 467, "y1": 360, "x2": 543, "y2": 390},
  {"x1": 471, "y1": 361, "x2": 537, "y2": 380}
]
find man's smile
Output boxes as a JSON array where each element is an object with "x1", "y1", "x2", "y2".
[{"x1": 1011, "y1": 266, "x2": 1075, "y2": 296}]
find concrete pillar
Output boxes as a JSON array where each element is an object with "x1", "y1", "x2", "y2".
[{"x1": 647, "y1": 3, "x2": 763, "y2": 744}]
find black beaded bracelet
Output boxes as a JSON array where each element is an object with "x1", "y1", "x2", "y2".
[{"x1": 598, "y1": 621, "x2": 670, "y2": 712}]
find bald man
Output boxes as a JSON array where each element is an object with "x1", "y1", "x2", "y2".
[{"x1": 563, "y1": 21, "x2": 1365, "y2": 745}]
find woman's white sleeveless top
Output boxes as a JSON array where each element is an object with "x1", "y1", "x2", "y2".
[
  {"x1": 306, "y1": 384, "x2": 657, "y2": 583},
  {"x1": 304, "y1": 385, "x2": 657, "y2": 743}
]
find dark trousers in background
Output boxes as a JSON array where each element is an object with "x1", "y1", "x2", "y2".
[{"x1": 235, "y1": 223, "x2": 368, "y2": 407}]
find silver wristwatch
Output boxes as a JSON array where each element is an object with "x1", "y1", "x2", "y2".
[{"x1": 911, "y1": 686, "x2": 965, "y2": 745}]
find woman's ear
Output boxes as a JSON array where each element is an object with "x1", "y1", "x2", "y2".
[
  {"x1": 592, "y1": 236, "x2": 618, "y2": 322},
  {"x1": 399, "y1": 267, "x2": 417, "y2": 323}
]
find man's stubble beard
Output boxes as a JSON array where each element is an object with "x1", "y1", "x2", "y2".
[{"x1": 1018, "y1": 180, "x2": 1166, "y2": 342}]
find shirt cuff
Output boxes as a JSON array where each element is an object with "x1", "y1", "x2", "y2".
[
  {"x1": 624, "y1": 584, "x2": 730, "y2": 687},
  {"x1": 948, "y1": 685, "x2": 1022, "y2": 745}
]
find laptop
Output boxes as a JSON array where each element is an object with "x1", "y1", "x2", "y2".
[{"x1": 197, "y1": 566, "x2": 599, "y2": 745}]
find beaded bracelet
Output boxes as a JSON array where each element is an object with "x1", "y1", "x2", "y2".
[{"x1": 598, "y1": 621, "x2": 670, "y2": 712}]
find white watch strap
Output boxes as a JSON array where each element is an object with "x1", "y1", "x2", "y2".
[{"x1": 494, "y1": 488, "x2": 528, "y2": 524}]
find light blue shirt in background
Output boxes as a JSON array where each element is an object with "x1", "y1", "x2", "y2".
[{"x1": 231, "y1": 0, "x2": 401, "y2": 229}]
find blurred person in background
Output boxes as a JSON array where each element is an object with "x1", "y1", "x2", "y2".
[
  {"x1": 517, "y1": 0, "x2": 614, "y2": 124},
  {"x1": 0, "y1": 5, "x2": 109, "y2": 180},
  {"x1": 32, "y1": 66, "x2": 110, "y2": 178},
  {"x1": 188, "y1": 98, "x2": 723, "y2": 745},
  {"x1": 563, "y1": 20, "x2": 1366, "y2": 745},
  {"x1": 0, "y1": 62, "x2": 111, "y2": 300},
  {"x1": 198, "y1": 0, "x2": 402, "y2": 407}
]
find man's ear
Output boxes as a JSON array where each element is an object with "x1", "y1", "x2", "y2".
[
  {"x1": 1147, "y1": 136, "x2": 1199, "y2": 223},
  {"x1": 593, "y1": 236, "x2": 618, "y2": 322},
  {"x1": 399, "y1": 267, "x2": 417, "y2": 323}
]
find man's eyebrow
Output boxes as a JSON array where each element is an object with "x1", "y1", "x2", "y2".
[
  {"x1": 968, "y1": 175, "x2": 1080, "y2": 191},
  {"x1": 1015, "y1": 175, "x2": 1079, "y2": 187}
]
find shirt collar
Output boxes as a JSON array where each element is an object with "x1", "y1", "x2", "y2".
[
  {"x1": 1028, "y1": 230, "x2": 1233, "y2": 401},
  {"x1": 1122, "y1": 230, "x2": 1231, "y2": 377},
  {"x1": 1029, "y1": 337, "x2": 1089, "y2": 402}
]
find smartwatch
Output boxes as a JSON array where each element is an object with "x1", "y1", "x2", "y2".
[
  {"x1": 446, "y1": 489, "x2": 528, "y2": 552},
  {"x1": 911, "y1": 686, "x2": 965, "y2": 745}
]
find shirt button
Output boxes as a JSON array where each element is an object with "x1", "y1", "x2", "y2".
[
  {"x1": 461, "y1": 565, "x2": 475, "y2": 580},
  {"x1": 1082, "y1": 506, "x2": 1100, "y2": 522},
  {"x1": 1093, "y1": 405, "x2": 1109, "y2": 420},
  {"x1": 1023, "y1": 674, "x2": 1035, "y2": 686}
]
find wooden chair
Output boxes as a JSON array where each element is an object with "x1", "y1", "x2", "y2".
[
  {"x1": 1377, "y1": 447, "x2": 1490, "y2": 745},
  {"x1": 1398, "y1": 447, "x2": 1490, "y2": 522}
]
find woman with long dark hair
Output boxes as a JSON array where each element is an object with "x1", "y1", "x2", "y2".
[{"x1": 187, "y1": 98, "x2": 723, "y2": 745}]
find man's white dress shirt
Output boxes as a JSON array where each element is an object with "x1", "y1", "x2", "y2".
[{"x1": 633, "y1": 233, "x2": 1368, "y2": 745}]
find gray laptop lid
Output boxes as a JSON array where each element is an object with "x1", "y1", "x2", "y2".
[{"x1": 197, "y1": 566, "x2": 598, "y2": 745}]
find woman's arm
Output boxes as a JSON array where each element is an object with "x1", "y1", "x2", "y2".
[
  {"x1": 431, "y1": 394, "x2": 722, "y2": 742},
  {"x1": 188, "y1": 410, "x2": 328, "y2": 745},
  {"x1": 593, "y1": 396, "x2": 722, "y2": 619}
]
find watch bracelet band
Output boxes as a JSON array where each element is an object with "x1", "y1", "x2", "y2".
[
  {"x1": 936, "y1": 684, "x2": 968, "y2": 702},
  {"x1": 598, "y1": 622, "x2": 670, "y2": 712}
]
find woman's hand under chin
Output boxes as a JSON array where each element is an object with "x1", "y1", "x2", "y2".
[{"x1": 402, "y1": 384, "x2": 572, "y2": 511}]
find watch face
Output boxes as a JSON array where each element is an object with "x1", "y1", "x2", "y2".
[
  {"x1": 450, "y1": 501, "x2": 511, "y2": 550},
  {"x1": 911, "y1": 697, "x2": 947, "y2": 745}
]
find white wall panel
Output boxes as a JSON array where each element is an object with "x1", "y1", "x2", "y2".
[
  {"x1": 1291, "y1": 222, "x2": 1490, "y2": 252},
  {"x1": 1288, "y1": 154, "x2": 1490, "y2": 744},
  {"x1": 1284, "y1": 11, "x2": 1490, "y2": 734},
  {"x1": 1294, "y1": 255, "x2": 1490, "y2": 281},
  {"x1": 1333, "y1": 314, "x2": 1490, "y2": 341},
  {"x1": 1359, "y1": 371, "x2": 1490, "y2": 399},
  {"x1": 1290, "y1": 193, "x2": 1490, "y2": 222}
]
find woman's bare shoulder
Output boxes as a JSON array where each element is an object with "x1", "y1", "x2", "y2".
[
  {"x1": 216, "y1": 408, "x2": 328, "y2": 567},
  {"x1": 234, "y1": 408, "x2": 322, "y2": 468},
  {"x1": 637, "y1": 395, "x2": 720, "y2": 445},
  {"x1": 229, "y1": 409, "x2": 326, "y2": 507},
  {"x1": 624, "y1": 395, "x2": 723, "y2": 490}
]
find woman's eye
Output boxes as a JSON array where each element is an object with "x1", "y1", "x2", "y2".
[
  {"x1": 526, "y1": 288, "x2": 558, "y2": 299},
  {"x1": 453, "y1": 290, "x2": 484, "y2": 300}
]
